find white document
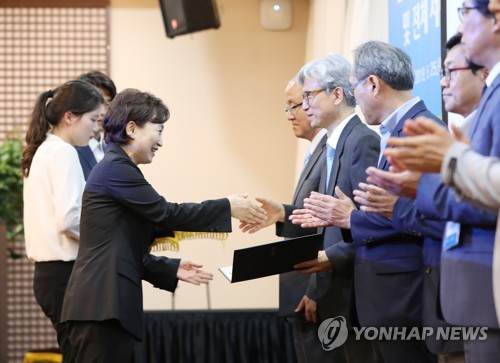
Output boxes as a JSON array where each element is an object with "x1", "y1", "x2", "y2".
[{"x1": 218, "y1": 265, "x2": 233, "y2": 282}]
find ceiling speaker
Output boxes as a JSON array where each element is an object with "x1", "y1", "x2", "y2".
[{"x1": 260, "y1": 0, "x2": 292, "y2": 31}]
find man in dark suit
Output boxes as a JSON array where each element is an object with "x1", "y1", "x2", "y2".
[
  {"x1": 240, "y1": 76, "x2": 328, "y2": 361},
  {"x1": 250, "y1": 54, "x2": 380, "y2": 361},
  {"x1": 277, "y1": 78, "x2": 328, "y2": 362},
  {"x1": 244, "y1": 54, "x2": 381, "y2": 361},
  {"x1": 75, "y1": 71, "x2": 117, "y2": 180},
  {"x1": 290, "y1": 41, "x2": 438, "y2": 363},
  {"x1": 295, "y1": 53, "x2": 381, "y2": 362}
]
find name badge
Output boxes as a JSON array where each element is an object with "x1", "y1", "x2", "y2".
[{"x1": 443, "y1": 221, "x2": 461, "y2": 251}]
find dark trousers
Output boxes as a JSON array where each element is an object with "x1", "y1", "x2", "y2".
[
  {"x1": 334, "y1": 333, "x2": 382, "y2": 363},
  {"x1": 464, "y1": 328, "x2": 500, "y2": 363},
  {"x1": 68, "y1": 319, "x2": 135, "y2": 363},
  {"x1": 290, "y1": 318, "x2": 333, "y2": 362},
  {"x1": 290, "y1": 318, "x2": 381, "y2": 363},
  {"x1": 376, "y1": 340, "x2": 437, "y2": 363},
  {"x1": 33, "y1": 261, "x2": 75, "y2": 363}
]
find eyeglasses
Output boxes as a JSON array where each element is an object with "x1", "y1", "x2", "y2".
[
  {"x1": 284, "y1": 102, "x2": 303, "y2": 115},
  {"x1": 457, "y1": 5, "x2": 477, "y2": 22},
  {"x1": 440, "y1": 66, "x2": 472, "y2": 81},
  {"x1": 345, "y1": 78, "x2": 367, "y2": 96},
  {"x1": 302, "y1": 88, "x2": 326, "y2": 105}
]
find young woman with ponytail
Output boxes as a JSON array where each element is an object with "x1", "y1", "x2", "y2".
[{"x1": 22, "y1": 80, "x2": 103, "y2": 363}]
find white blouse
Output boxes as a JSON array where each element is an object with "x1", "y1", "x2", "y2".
[{"x1": 24, "y1": 134, "x2": 85, "y2": 261}]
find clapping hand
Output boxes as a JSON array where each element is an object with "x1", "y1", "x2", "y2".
[
  {"x1": 383, "y1": 117, "x2": 470, "y2": 173},
  {"x1": 353, "y1": 182, "x2": 399, "y2": 218},
  {"x1": 290, "y1": 188, "x2": 355, "y2": 229},
  {"x1": 365, "y1": 166, "x2": 422, "y2": 198}
]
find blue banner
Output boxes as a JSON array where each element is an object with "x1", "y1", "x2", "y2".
[{"x1": 389, "y1": 0, "x2": 442, "y2": 118}]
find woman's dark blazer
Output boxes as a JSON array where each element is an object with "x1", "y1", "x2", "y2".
[{"x1": 61, "y1": 143, "x2": 232, "y2": 340}]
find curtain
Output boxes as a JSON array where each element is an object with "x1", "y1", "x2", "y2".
[{"x1": 305, "y1": 0, "x2": 388, "y2": 60}]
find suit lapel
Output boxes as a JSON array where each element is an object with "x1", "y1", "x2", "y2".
[
  {"x1": 326, "y1": 116, "x2": 361, "y2": 195},
  {"x1": 292, "y1": 134, "x2": 327, "y2": 204},
  {"x1": 468, "y1": 75, "x2": 500, "y2": 140},
  {"x1": 378, "y1": 101, "x2": 426, "y2": 171}
]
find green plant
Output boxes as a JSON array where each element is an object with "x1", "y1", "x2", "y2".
[{"x1": 0, "y1": 137, "x2": 24, "y2": 240}]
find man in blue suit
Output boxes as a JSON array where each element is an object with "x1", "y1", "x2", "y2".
[
  {"x1": 366, "y1": 2, "x2": 500, "y2": 362},
  {"x1": 293, "y1": 53, "x2": 381, "y2": 362},
  {"x1": 355, "y1": 32, "x2": 489, "y2": 362},
  {"x1": 417, "y1": 2, "x2": 500, "y2": 361},
  {"x1": 290, "y1": 41, "x2": 438, "y2": 363},
  {"x1": 75, "y1": 71, "x2": 117, "y2": 180}
]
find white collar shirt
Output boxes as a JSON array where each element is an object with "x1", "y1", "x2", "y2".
[
  {"x1": 327, "y1": 113, "x2": 357, "y2": 149},
  {"x1": 378, "y1": 96, "x2": 421, "y2": 164}
]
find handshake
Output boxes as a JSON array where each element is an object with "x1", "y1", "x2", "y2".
[
  {"x1": 237, "y1": 189, "x2": 356, "y2": 234},
  {"x1": 227, "y1": 194, "x2": 268, "y2": 225}
]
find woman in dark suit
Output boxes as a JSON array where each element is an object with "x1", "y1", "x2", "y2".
[{"x1": 61, "y1": 89, "x2": 266, "y2": 363}]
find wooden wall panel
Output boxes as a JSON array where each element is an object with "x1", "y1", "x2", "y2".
[{"x1": 0, "y1": 5, "x2": 110, "y2": 362}]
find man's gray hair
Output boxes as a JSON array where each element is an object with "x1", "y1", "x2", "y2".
[
  {"x1": 297, "y1": 53, "x2": 356, "y2": 107},
  {"x1": 353, "y1": 41, "x2": 414, "y2": 91}
]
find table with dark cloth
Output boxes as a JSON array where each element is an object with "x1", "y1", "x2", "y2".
[{"x1": 135, "y1": 310, "x2": 297, "y2": 363}]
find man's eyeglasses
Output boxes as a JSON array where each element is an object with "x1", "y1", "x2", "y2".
[
  {"x1": 345, "y1": 78, "x2": 367, "y2": 96},
  {"x1": 284, "y1": 102, "x2": 303, "y2": 115},
  {"x1": 302, "y1": 88, "x2": 326, "y2": 105},
  {"x1": 440, "y1": 66, "x2": 472, "y2": 81},
  {"x1": 457, "y1": 5, "x2": 477, "y2": 22}
]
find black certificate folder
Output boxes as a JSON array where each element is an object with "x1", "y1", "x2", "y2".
[{"x1": 219, "y1": 233, "x2": 323, "y2": 283}]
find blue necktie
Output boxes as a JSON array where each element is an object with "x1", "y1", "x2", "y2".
[
  {"x1": 325, "y1": 144, "x2": 335, "y2": 191},
  {"x1": 303, "y1": 150, "x2": 312, "y2": 168},
  {"x1": 378, "y1": 123, "x2": 390, "y2": 167}
]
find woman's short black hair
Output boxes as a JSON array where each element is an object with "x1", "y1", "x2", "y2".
[{"x1": 103, "y1": 89, "x2": 170, "y2": 145}]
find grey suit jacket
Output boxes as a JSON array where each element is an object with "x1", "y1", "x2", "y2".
[
  {"x1": 309, "y1": 116, "x2": 380, "y2": 326},
  {"x1": 442, "y1": 141, "x2": 500, "y2": 212},
  {"x1": 276, "y1": 133, "x2": 327, "y2": 317}
]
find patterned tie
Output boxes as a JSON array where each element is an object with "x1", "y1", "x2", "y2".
[{"x1": 325, "y1": 144, "x2": 335, "y2": 192}]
